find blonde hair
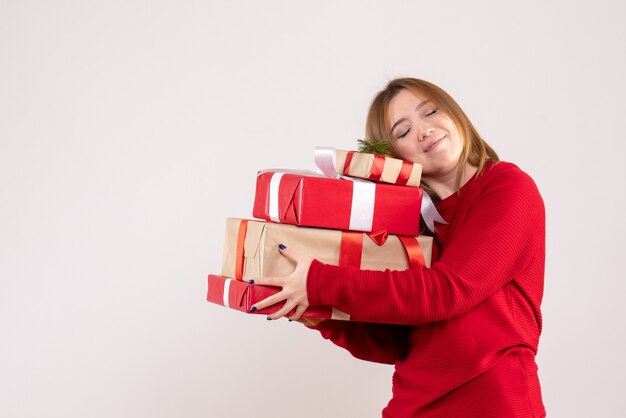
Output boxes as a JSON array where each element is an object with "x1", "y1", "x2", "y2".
[{"x1": 365, "y1": 78, "x2": 499, "y2": 198}]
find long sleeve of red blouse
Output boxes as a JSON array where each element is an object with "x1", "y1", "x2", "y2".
[{"x1": 306, "y1": 162, "x2": 545, "y2": 326}]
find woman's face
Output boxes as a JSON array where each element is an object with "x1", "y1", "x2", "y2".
[{"x1": 387, "y1": 89, "x2": 464, "y2": 180}]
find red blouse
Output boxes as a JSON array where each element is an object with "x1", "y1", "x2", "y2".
[{"x1": 307, "y1": 161, "x2": 546, "y2": 417}]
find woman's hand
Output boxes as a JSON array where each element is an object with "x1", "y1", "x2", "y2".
[{"x1": 251, "y1": 244, "x2": 313, "y2": 321}]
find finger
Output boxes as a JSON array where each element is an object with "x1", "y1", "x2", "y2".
[
  {"x1": 251, "y1": 291, "x2": 288, "y2": 313},
  {"x1": 277, "y1": 243, "x2": 299, "y2": 263},
  {"x1": 288, "y1": 304, "x2": 308, "y2": 321},
  {"x1": 268, "y1": 300, "x2": 298, "y2": 321},
  {"x1": 249, "y1": 275, "x2": 283, "y2": 287}
]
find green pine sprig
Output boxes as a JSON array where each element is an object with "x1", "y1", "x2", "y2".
[{"x1": 357, "y1": 138, "x2": 391, "y2": 155}]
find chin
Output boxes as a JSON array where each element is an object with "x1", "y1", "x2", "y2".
[{"x1": 425, "y1": 161, "x2": 455, "y2": 174}]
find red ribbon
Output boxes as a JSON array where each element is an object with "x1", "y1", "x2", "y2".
[
  {"x1": 366, "y1": 229, "x2": 388, "y2": 245},
  {"x1": 369, "y1": 154, "x2": 385, "y2": 181},
  {"x1": 339, "y1": 231, "x2": 363, "y2": 268},
  {"x1": 342, "y1": 151, "x2": 355, "y2": 176},
  {"x1": 397, "y1": 235, "x2": 427, "y2": 269},
  {"x1": 395, "y1": 160, "x2": 414, "y2": 186},
  {"x1": 343, "y1": 151, "x2": 386, "y2": 182},
  {"x1": 235, "y1": 219, "x2": 248, "y2": 280},
  {"x1": 339, "y1": 230, "x2": 425, "y2": 269}
]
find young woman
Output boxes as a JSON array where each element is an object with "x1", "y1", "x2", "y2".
[{"x1": 251, "y1": 78, "x2": 546, "y2": 418}]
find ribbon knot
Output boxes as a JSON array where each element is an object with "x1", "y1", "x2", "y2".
[{"x1": 366, "y1": 230, "x2": 388, "y2": 246}]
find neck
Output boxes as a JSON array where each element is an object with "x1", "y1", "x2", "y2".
[{"x1": 424, "y1": 163, "x2": 478, "y2": 200}]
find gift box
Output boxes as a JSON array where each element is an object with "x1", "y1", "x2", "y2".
[
  {"x1": 252, "y1": 170, "x2": 423, "y2": 236},
  {"x1": 314, "y1": 146, "x2": 422, "y2": 188},
  {"x1": 207, "y1": 274, "x2": 350, "y2": 320},
  {"x1": 221, "y1": 218, "x2": 433, "y2": 281}
]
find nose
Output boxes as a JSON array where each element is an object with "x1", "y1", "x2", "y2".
[{"x1": 418, "y1": 126, "x2": 435, "y2": 142}]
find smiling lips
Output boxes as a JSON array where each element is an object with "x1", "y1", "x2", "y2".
[{"x1": 425, "y1": 135, "x2": 445, "y2": 152}]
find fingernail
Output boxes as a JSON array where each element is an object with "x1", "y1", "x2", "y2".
[
  {"x1": 249, "y1": 306, "x2": 257, "y2": 312},
  {"x1": 247, "y1": 280, "x2": 254, "y2": 284},
  {"x1": 266, "y1": 316, "x2": 272, "y2": 320},
  {"x1": 278, "y1": 244, "x2": 286, "y2": 250}
]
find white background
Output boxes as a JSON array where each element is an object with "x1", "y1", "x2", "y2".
[{"x1": 1, "y1": 1, "x2": 625, "y2": 417}]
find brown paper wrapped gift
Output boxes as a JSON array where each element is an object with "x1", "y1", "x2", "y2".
[
  {"x1": 315, "y1": 147, "x2": 422, "y2": 187},
  {"x1": 221, "y1": 218, "x2": 433, "y2": 281}
]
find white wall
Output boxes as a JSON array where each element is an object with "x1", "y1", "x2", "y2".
[{"x1": 1, "y1": 1, "x2": 624, "y2": 417}]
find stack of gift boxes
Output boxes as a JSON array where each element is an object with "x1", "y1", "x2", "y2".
[{"x1": 207, "y1": 147, "x2": 435, "y2": 321}]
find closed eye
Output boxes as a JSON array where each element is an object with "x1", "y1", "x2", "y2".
[
  {"x1": 396, "y1": 128, "x2": 410, "y2": 139},
  {"x1": 425, "y1": 108, "x2": 438, "y2": 117}
]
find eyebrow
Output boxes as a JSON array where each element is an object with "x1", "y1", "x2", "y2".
[{"x1": 390, "y1": 100, "x2": 430, "y2": 134}]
